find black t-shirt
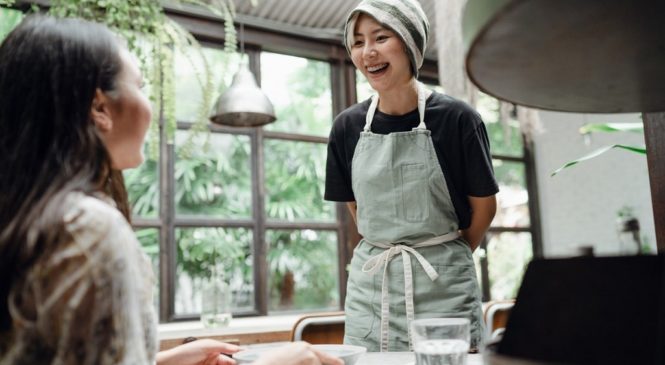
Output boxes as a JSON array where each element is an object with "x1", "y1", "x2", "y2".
[{"x1": 324, "y1": 92, "x2": 499, "y2": 230}]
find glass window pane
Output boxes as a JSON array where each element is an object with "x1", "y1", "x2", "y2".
[
  {"x1": 175, "y1": 46, "x2": 241, "y2": 122},
  {"x1": 125, "y1": 141, "x2": 159, "y2": 218},
  {"x1": 487, "y1": 232, "x2": 533, "y2": 300},
  {"x1": 135, "y1": 228, "x2": 160, "y2": 315},
  {"x1": 266, "y1": 230, "x2": 339, "y2": 312},
  {"x1": 175, "y1": 227, "x2": 254, "y2": 316},
  {"x1": 477, "y1": 93, "x2": 523, "y2": 157},
  {"x1": 0, "y1": 7, "x2": 22, "y2": 40},
  {"x1": 356, "y1": 69, "x2": 373, "y2": 103},
  {"x1": 175, "y1": 131, "x2": 252, "y2": 218},
  {"x1": 492, "y1": 160, "x2": 530, "y2": 227},
  {"x1": 261, "y1": 52, "x2": 333, "y2": 136},
  {"x1": 264, "y1": 140, "x2": 334, "y2": 221}
]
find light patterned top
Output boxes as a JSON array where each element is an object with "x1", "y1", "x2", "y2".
[{"x1": 1, "y1": 192, "x2": 157, "y2": 365}]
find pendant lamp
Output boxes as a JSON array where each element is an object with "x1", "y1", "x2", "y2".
[
  {"x1": 210, "y1": 24, "x2": 276, "y2": 127},
  {"x1": 462, "y1": 0, "x2": 665, "y2": 113}
]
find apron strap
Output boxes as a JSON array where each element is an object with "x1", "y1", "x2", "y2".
[
  {"x1": 361, "y1": 231, "x2": 461, "y2": 351},
  {"x1": 363, "y1": 82, "x2": 429, "y2": 133}
]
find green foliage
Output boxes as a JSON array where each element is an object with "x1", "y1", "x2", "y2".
[
  {"x1": 476, "y1": 93, "x2": 524, "y2": 157},
  {"x1": 265, "y1": 140, "x2": 333, "y2": 221},
  {"x1": 174, "y1": 132, "x2": 252, "y2": 217},
  {"x1": 263, "y1": 54, "x2": 332, "y2": 136},
  {"x1": 48, "y1": 0, "x2": 237, "y2": 155},
  {"x1": 579, "y1": 122, "x2": 644, "y2": 135},
  {"x1": 0, "y1": 6, "x2": 22, "y2": 39},
  {"x1": 267, "y1": 230, "x2": 338, "y2": 310},
  {"x1": 552, "y1": 122, "x2": 646, "y2": 176},
  {"x1": 177, "y1": 228, "x2": 251, "y2": 281}
]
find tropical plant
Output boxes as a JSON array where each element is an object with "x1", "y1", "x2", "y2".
[
  {"x1": 0, "y1": 5, "x2": 22, "y2": 38},
  {"x1": 551, "y1": 122, "x2": 646, "y2": 176},
  {"x1": 45, "y1": 0, "x2": 239, "y2": 157}
]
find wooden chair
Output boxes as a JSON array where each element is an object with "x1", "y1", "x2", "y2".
[
  {"x1": 290, "y1": 311, "x2": 345, "y2": 344},
  {"x1": 483, "y1": 300, "x2": 515, "y2": 341}
]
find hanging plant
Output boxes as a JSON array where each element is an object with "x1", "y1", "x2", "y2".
[{"x1": 44, "y1": 0, "x2": 238, "y2": 158}]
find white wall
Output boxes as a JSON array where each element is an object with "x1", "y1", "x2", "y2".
[{"x1": 533, "y1": 111, "x2": 656, "y2": 257}]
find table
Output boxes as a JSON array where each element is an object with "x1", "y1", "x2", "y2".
[{"x1": 356, "y1": 352, "x2": 483, "y2": 365}]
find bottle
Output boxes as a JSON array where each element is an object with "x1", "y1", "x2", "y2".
[{"x1": 200, "y1": 266, "x2": 233, "y2": 328}]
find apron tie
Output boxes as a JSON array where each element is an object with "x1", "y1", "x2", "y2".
[{"x1": 361, "y1": 231, "x2": 460, "y2": 351}]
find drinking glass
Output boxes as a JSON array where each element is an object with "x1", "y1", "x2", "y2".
[{"x1": 411, "y1": 318, "x2": 470, "y2": 365}]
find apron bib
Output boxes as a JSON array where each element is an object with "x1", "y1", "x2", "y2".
[{"x1": 344, "y1": 82, "x2": 484, "y2": 352}]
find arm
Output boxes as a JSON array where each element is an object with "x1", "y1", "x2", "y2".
[
  {"x1": 253, "y1": 342, "x2": 343, "y2": 365},
  {"x1": 346, "y1": 201, "x2": 358, "y2": 225},
  {"x1": 156, "y1": 339, "x2": 240, "y2": 365},
  {"x1": 461, "y1": 195, "x2": 497, "y2": 251}
]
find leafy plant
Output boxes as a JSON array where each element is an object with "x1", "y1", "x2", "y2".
[
  {"x1": 551, "y1": 122, "x2": 646, "y2": 176},
  {"x1": 0, "y1": 5, "x2": 22, "y2": 39},
  {"x1": 47, "y1": 0, "x2": 238, "y2": 157}
]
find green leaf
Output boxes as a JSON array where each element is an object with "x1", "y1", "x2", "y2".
[
  {"x1": 551, "y1": 144, "x2": 647, "y2": 176},
  {"x1": 579, "y1": 123, "x2": 643, "y2": 134}
]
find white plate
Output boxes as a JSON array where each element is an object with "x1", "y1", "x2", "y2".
[{"x1": 234, "y1": 344, "x2": 367, "y2": 364}]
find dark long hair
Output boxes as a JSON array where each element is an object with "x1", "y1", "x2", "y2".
[{"x1": 0, "y1": 16, "x2": 130, "y2": 331}]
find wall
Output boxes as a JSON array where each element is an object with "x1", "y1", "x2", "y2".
[{"x1": 533, "y1": 111, "x2": 656, "y2": 257}]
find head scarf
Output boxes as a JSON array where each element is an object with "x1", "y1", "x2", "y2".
[{"x1": 344, "y1": 0, "x2": 430, "y2": 77}]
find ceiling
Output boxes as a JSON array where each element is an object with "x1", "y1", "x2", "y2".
[{"x1": 231, "y1": 0, "x2": 439, "y2": 60}]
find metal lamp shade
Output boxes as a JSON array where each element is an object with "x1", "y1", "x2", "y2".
[
  {"x1": 210, "y1": 64, "x2": 276, "y2": 127},
  {"x1": 462, "y1": 0, "x2": 665, "y2": 113}
]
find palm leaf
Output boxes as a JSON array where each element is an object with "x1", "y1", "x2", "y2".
[
  {"x1": 579, "y1": 123, "x2": 643, "y2": 134},
  {"x1": 551, "y1": 144, "x2": 647, "y2": 176}
]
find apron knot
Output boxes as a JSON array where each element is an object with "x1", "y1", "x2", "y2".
[{"x1": 360, "y1": 231, "x2": 459, "y2": 351}]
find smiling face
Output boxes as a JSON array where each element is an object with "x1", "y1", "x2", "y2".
[{"x1": 350, "y1": 13, "x2": 414, "y2": 94}]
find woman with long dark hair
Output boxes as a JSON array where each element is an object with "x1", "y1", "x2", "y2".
[{"x1": 0, "y1": 15, "x2": 341, "y2": 365}]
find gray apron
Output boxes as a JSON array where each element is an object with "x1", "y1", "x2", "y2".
[{"x1": 343, "y1": 82, "x2": 484, "y2": 352}]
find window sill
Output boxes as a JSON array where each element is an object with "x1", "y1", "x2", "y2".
[{"x1": 158, "y1": 314, "x2": 302, "y2": 350}]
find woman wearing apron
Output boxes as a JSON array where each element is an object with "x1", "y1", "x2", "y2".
[{"x1": 324, "y1": 0, "x2": 498, "y2": 352}]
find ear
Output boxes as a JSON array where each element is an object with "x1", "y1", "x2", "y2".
[{"x1": 90, "y1": 89, "x2": 113, "y2": 132}]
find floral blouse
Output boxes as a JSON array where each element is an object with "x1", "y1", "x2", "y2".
[{"x1": 1, "y1": 192, "x2": 157, "y2": 365}]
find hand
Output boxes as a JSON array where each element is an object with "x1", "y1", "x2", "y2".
[
  {"x1": 252, "y1": 342, "x2": 343, "y2": 365},
  {"x1": 156, "y1": 338, "x2": 242, "y2": 365}
]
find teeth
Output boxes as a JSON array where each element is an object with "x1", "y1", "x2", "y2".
[{"x1": 367, "y1": 64, "x2": 388, "y2": 72}]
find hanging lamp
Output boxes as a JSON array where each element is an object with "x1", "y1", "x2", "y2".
[{"x1": 210, "y1": 23, "x2": 276, "y2": 127}]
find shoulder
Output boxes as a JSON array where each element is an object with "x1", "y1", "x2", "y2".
[
  {"x1": 330, "y1": 98, "x2": 371, "y2": 137},
  {"x1": 61, "y1": 192, "x2": 140, "y2": 262},
  {"x1": 427, "y1": 92, "x2": 485, "y2": 136},
  {"x1": 63, "y1": 192, "x2": 127, "y2": 239}
]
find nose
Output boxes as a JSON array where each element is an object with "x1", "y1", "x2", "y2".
[{"x1": 362, "y1": 43, "x2": 377, "y2": 59}]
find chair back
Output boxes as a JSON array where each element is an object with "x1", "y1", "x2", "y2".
[
  {"x1": 483, "y1": 300, "x2": 515, "y2": 341},
  {"x1": 290, "y1": 311, "x2": 345, "y2": 344}
]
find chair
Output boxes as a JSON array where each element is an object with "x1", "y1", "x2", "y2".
[
  {"x1": 483, "y1": 300, "x2": 515, "y2": 341},
  {"x1": 290, "y1": 311, "x2": 345, "y2": 344}
]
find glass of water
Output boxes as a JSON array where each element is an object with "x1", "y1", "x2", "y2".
[{"x1": 411, "y1": 318, "x2": 470, "y2": 365}]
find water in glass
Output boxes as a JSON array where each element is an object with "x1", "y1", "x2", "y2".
[{"x1": 414, "y1": 339, "x2": 469, "y2": 365}]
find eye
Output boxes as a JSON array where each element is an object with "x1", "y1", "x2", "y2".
[
  {"x1": 376, "y1": 35, "x2": 389, "y2": 42},
  {"x1": 352, "y1": 39, "x2": 364, "y2": 47}
]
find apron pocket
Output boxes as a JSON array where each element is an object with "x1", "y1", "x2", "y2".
[{"x1": 400, "y1": 163, "x2": 430, "y2": 222}]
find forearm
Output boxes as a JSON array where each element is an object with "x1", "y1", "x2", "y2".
[
  {"x1": 346, "y1": 201, "x2": 357, "y2": 225},
  {"x1": 155, "y1": 349, "x2": 178, "y2": 365},
  {"x1": 461, "y1": 195, "x2": 497, "y2": 251}
]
